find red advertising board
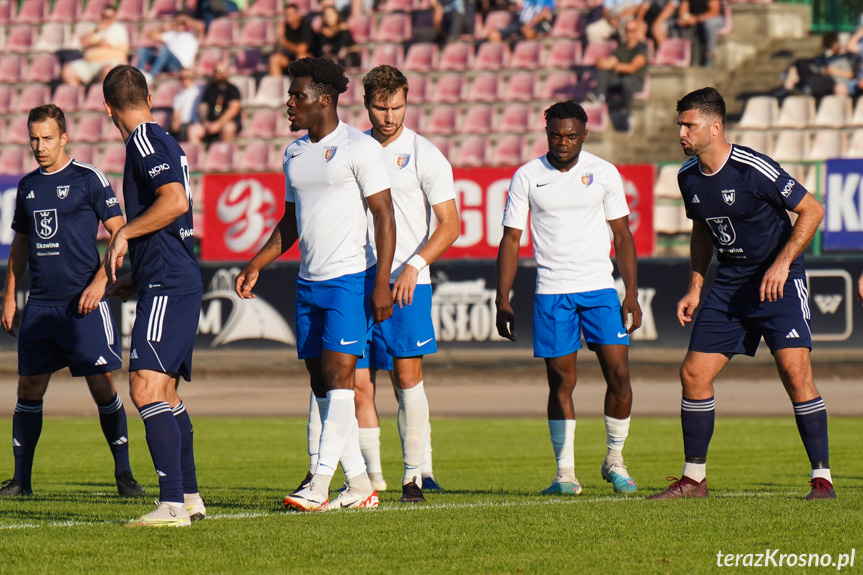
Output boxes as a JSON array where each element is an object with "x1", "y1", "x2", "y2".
[{"x1": 201, "y1": 165, "x2": 655, "y2": 262}]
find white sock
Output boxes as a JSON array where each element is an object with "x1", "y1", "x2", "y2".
[
  {"x1": 307, "y1": 393, "x2": 326, "y2": 474},
  {"x1": 811, "y1": 468, "x2": 833, "y2": 483},
  {"x1": 316, "y1": 389, "x2": 355, "y2": 487},
  {"x1": 682, "y1": 462, "x2": 706, "y2": 483},
  {"x1": 339, "y1": 418, "x2": 367, "y2": 479},
  {"x1": 548, "y1": 419, "x2": 576, "y2": 473},
  {"x1": 604, "y1": 415, "x2": 630, "y2": 462},
  {"x1": 396, "y1": 380, "x2": 429, "y2": 484},
  {"x1": 358, "y1": 427, "x2": 383, "y2": 475},
  {"x1": 421, "y1": 422, "x2": 434, "y2": 478}
]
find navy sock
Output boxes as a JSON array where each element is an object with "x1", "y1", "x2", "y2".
[
  {"x1": 681, "y1": 397, "x2": 715, "y2": 463},
  {"x1": 12, "y1": 399, "x2": 43, "y2": 490},
  {"x1": 793, "y1": 397, "x2": 830, "y2": 469},
  {"x1": 172, "y1": 402, "x2": 199, "y2": 494},
  {"x1": 138, "y1": 402, "x2": 183, "y2": 504},
  {"x1": 97, "y1": 394, "x2": 131, "y2": 476}
]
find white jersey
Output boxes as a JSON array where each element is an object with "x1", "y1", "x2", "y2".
[
  {"x1": 283, "y1": 122, "x2": 391, "y2": 281},
  {"x1": 368, "y1": 127, "x2": 456, "y2": 284},
  {"x1": 502, "y1": 150, "x2": 630, "y2": 294}
]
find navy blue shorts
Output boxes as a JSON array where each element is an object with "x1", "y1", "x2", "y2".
[
  {"x1": 130, "y1": 291, "x2": 201, "y2": 381},
  {"x1": 357, "y1": 324, "x2": 393, "y2": 371},
  {"x1": 18, "y1": 301, "x2": 121, "y2": 377},
  {"x1": 689, "y1": 278, "x2": 812, "y2": 357}
]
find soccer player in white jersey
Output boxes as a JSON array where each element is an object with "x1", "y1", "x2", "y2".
[
  {"x1": 235, "y1": 57, "x2": 396, "y2": 512},
  {"x1": 496, "y1": 101, "x2": 643, "y2": 495}
]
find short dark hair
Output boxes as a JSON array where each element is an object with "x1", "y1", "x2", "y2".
[
  {"x1": 363, "y1": 65, "x2": 409, "y2": 103},
  {"x1": 28, "y1": 104, "x2": 67, "y2": 134},
  {"x1": 677, "y1": 87, "x2": 726, "y2": 124},
  {"x1": 822, "y1": 31, "x2": 839, "y2": 49},
  {"x1": 544, "y1": 101, "x2": 588, "y2": 125},
  {"x1": 288, "y1": 56, "x2": 349, "y2": 100},
  {"x1": 103, "y1": 65, "x2": 150, "y2": 111}
]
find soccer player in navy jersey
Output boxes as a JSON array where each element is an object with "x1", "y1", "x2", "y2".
[
  {"x1": 648, "y1": 87, "x2": 835, "y2": 501},
  {"x1": 101, "y1": 65, "x2": 205, "y2": 526},
  {"x1": 0, "y1": 104, "x2": 145, "y2": 498}
]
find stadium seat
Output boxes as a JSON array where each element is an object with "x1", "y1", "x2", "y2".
[
  {"x1": 0, "y1": 55, "x2": 24, "y2": 83},
  {"x1": 151, "y1": 110, "x2": 172, "y2": 133},
  {"x1": 461, "y1": 105, "x2": 495, "y2": 134},
  {"x1": 452, "y1": 136, "x2": 487, "y2": 167},
  {"x1": 196, "y1": 48, "x2": 226, "y2": 77},
  {"x1": 580, "y1": 40, "x2": 617, "y2": 67},
  {"x1": 424, "y1": 106, "x2": 459, "y2": 135},
  {"x1": 15, "y1": 85, "x2": 51, "y2": 114},
  {"x1": 0, "y1": 1, "x2": 12, "y2": 24},
  {"x1": 654, "y1": 204, "x2": 689, "y2": 234},
  {"x1": 239, "y1": 19, "x2": 273, "y2": 47},
  {"x1": 116, "y1": 0, "x2": 147, "y2": 20},
  {"x1": 47, "y1": 0, "x2": 79, "y2": 23},
  {"x1": 502, "y1": 72, "x2": 537, "y2": 102},
  {"x1": 77, "y1": 113, "x2": 108, "y2": 143},
  {"x1": 545, "y1": 39, "x2": 582, "y2": 68},
  {"x1": 737, "y1": 96, "x2": 779, "y2": 130},
  {"x1": 0, "y1": 86, "x2": 12, "y2": 114},
  {"x1": 403, "y1": 43, "x2": 439, "y2": 72},
  {"x1": 497, "y1": 104, "x2": 533, "y2": 134},
  {"x1": 556, "y1": 0, "x2": 595, "y2": 8},
  {"x1": 0, "y1": 147, "x2": 25, "y2": 175},
  {"x1": 474, "y1": 42, "x2": 510, "y2": 70},
  {"x1": 82, "y1": 83, "x2": 106, "y2": 112},
  {"x1": 382, "y1": 0, "x2": 415, "y2": 12},
  {"x1": 252, "y1": 75, "x2": 289, "y2": 107},
  {"x1": 539, "y1": 71, "x2": 577, "y2": 101},
  {"x1": 347, "y1": 14, "x2": 374, "y2": 44},
  {"x1": 813, "y1": 95, "x2": 852, "y2": 129},
  {"x1": 150, "y1": 0, "x2": 180, "y2": 18},
  {"x1": 69, "y1": 144, "x2": 97, "y2": 166},
  {"x1": 772, "y1": 130, "x2": 809, "y2": 162},
  {"x1": 510, "y1": 40, "x2": 543, "y2": 69},
  {"x1": 524, "y1": 136, "x2": 548, "y2": 162},
  {"x1": 654, "y1": 37, "x2": 691, "y2": 67},
  {"x1": 205, "y1": 18, "x2": 236, "y2": 47},
  {"x1": 580, "y1": 101, "x2": 610, "y2": 132},
  {"x1": 775, "y1": 95, "x2": 816, "y2": 129},
  {"x1": 367, "y1": 44, "x2": 404, "y2": 68},
  {"x1": 52, "y1": 84, "x2": 84, "y2": 113},
  {"x1": 247, "y1": 0, "x2": 283, "y2": 16},
  {"x1": 465, "y1": 73, "x2": 500, "y2": 102},
  {"x1": 234, "y1": 49, "x2": 265, "y2": 77},
  {"x1": 34, "y1": 22, "x2": 67, "y2": 52},
  {"x1": 203, "y1": 142, "x2": 236, "y2": 173},
  {"x1": 844, "y1": 129, "x2": 863, "y2": 158},
  {"x1": 229, "y1": 74, "x2": 256, "y2": 105},
  {"x1": 477, "y1": 10, "x2": 513, "y2": 40},
  {"x1": 4, "y1": 26, "x2": 35, "y2": 53},
  {"x1": 405, "y1": 75, "x2": 428, "y2": 104},
  {"x1": 237, "y1": 141, "x2": 272, "y2": 172},
  {"x1": 99, "y1": 144, "x2": 128, "y2": 173},
  {"x1": 376, "y1": 13, "x2": 412, "y2": 43},
  {"x1": 429, "y1": 74, "x2": 464, "y2": 104},
  {"x1": 246, "y1": 108, "x2": 282, "y2": 140},
  {"x1": 550, "y1": 10, "x2": 585, "y2": 39},
  {"x1": 151, "y1": 80, "x2": 183, "y2": 110},
  {"x1": 404, "y1": 106, "x2": 422, "y2": 131},
  {"x1": 351, "y1": 109, "x2": 373, "y2": 132},
  {"x1": 15, "y1": 0, "x2": 45, "y2": 24},
  {"x1": 25, "y1": 54, "x2": 60, "y2": 83},
  {"x1": 339, "y1": 79, "x2": 361, "y2": 106},
  {"x1": 653, "y1": 164, "x2": 682, "y2": 199},
  {"x1": 850, "y1": 98, "x2": 863, "y2": 127},
  {"x1": 438, "y1": 42, "x2": 474, "y2": 72},
  {"x1": 730, "y1": 130, "x2": 773, "y2": 155},
  {"x1": 81, "y1": 0, "x2": 111, "y2": 21},
  {"x1": 807, "y1": 130, "x2": 846, "y2": 162},
  {"x1": 490, "y1": 135, "x2": 524, "y2": 166}
]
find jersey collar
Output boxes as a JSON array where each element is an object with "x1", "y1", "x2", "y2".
[
  {"x1": 698, "y1": 143, "x2": 733, "y2": 177},
  {"x1": 39, "y1": 157, "x2": 73, "y2": 176}
]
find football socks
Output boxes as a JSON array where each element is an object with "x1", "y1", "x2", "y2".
[
  {"x1": 139, "y1": 402, "x2": 183, "y2": 504},
  {"x1": 396, "y1": 381, "x2": 429, "y2": 484},
  {"x1": 316, "y1": 389, "x2": 355, "y2": 479},
  {"x1": 548, "y1": 419, "x2": 576, "y2": 472},
  {"x1": 358, "y1": 426, "x2": 383, "y2": 477},
  {"x1": 97, "y1": 393, "x2": 131, "y2": 476},
  {"x1": 681, "y1": 397, "x2": 715, "y2": 482},
  {"x1": 793, "y1": 397, "x2": 832, "y2": 482},
  {"x1": 172, "y1": 401, "x2": 199, "y2": 494},
  {"x1": 604, "y1": 415, "x2": 630, "y2": 462},
  {"x1": 12, "y1": 399, "x2": 43, "y2": 491}
]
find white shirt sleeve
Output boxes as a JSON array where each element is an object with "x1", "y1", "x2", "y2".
[
  {"x1": 416, "y1": 137, "x2": 456, "y2": 206},
  {"x1": 352, "y1": 137, "x2": 391, "y2": 198},
  {"x1": 283, "y1": 147, "x2": 295, "y2": 202},
  {"x1": 501, "y1": 168, "x2": 530, "y2": 230},
  {"x1": 602, "y1": 165, "x2": 630, "y2": 221}
]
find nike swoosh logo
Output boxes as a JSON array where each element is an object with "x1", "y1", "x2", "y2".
[
  {"x1": 537, "y1": 182, "x2": 552, "y2": 187},
  {"x1": 291, "y1": 152, "x2": 304, "y2": 157},
  {"x1": 617, "y1": 332, "x2": 627, "y2": 338},
  {"x1": 340, "y1": 339, "x2": 358, "y2": 345},
  {"x1": 416, "y1": 338, "x2": 434, "y2": 347}
]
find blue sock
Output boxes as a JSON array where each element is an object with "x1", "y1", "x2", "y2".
[
  {"x1": 793, "y1": 397, "x2": 830, "y2": 469},
  {"x1": 12, "y1": 399, "x2": 43, "y2": 490},
  {"x1": 138, "y1": 402, "x2": 183, "y2": 504},
  {"x1": 681, "y1": 397, "x2": 715, "y2": 464},
  {"x1": 97, "y1": 394, "x2": 131, "y2": 476},
  {"x1": 172, "y1": 402, "x2": 199, "y2": 494}
]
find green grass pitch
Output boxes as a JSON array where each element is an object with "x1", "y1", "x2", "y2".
[{"x1": 0, "y1": 416, "x2": 860, "y2": 574}]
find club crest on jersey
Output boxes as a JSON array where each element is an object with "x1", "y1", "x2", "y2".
[
  {"x1": 34, "y1": 209, "x2": 58, "y2": 239},
  {"x1": 395, "y1": 153, "x2": 411, "y2": 169},
  {"x1": 56, "y1": 185, "x2": 69, "y2": 199},
  {"x1": 705, "y1": 216, "x2": 736, "y2": 245},
  {"x1": 721, "y1": 189, "x2": 735, "y2": 205},
  {"x1": 323, "y1": 146, "x2": 338, "y2": 162},
  {"x1": 581, "y1": 173, "x2": 593, "y2": 186}
]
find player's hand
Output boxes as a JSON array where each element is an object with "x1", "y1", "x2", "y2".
[
  {"x1": 760, "y1": 263, "x2": 789, "y2": 302},
  {"x1": 78, "y1": 280, "x2": 106, "y2": 315},
  {"x1": 106, "y1": 273, "x2": 135, "y2": 302},
  {"x1": 495, "y1": 303, "x2": 517, "y2": 342},
  {"x1": 676, "y1": 290, "x2": 700, "y2": 327},
  {"x1": 371, "y1": 281, "x2": 393, "y2": 325},
  {"x1": 857, "y1": 272, "x2": 863, "y2": 305},
  {"x1": 1, "y1": 297, "x2": 19, "y2": 337},
  {"x1": 104, "y1": 230, "x2": 128, "y2": 283},
  {"x1": 392, "y1": 266, "x2": 418, "y2": 309},
  {"x1": 235, "y1": 265, "x2": 260, "y2": 299},
  {"x1": 621, "y1": 292, "x2": 643, "y2": 334}
]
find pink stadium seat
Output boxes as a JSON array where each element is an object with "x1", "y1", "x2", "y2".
[
  {"x1": 247, "y1": 0, "x2": 283, "y2": 16},
  {"x1": 452, "y1": 136, "x2": 487, "y2": 167},
  {"x1": 77, "y1": 113, "x2": 107, "y2": 143},
  {"x1": 466, "y1": 73, "x2": 500, "y2": 102},
  {"x1": 581, "y1": 40, "x2": 617, "y2": 66},
  {"x1": 347, "y1": 14, "x2": 374, "y2": 44},
  {"x1": 34, "y1": 22, "x2": 68, "y2": 52},
  {"x1": 403, "y1": 43, "x2": 439, "y2": 73},
  {"x1": 351, "y1": 109, "x2": 373, "y2": 132},
  {"x1": 0, "y1": 147, "x2": 25, "y2": 175},
  {"x1": 524, "y1": 136, "x2": 548, "y2": 162},
  {"x1": 0, "y1": 56, "x2": 24, "y2": 83},
  {"x1": 25, "y1": 54, "x2": 60, "y2": 83},
  {"x1": 510, "y1": 40, "x2": 543, "y2": 69},
  {"x1": 0, "y1": 1, "x2": 12, "y2": 24},
  {"x1": 477, "y1": 10, "x2": 513, "y2": 40},
  {"x1": 239, "y1": 19, "x2": 273, "y2": 47},
  {"x1": 490, "y1": 135, "x2": 523, "y2": 166},
  {"x1": 406, "y1": 75, "x2": 427, "y2": 105},
  {"x1": 540, "y1": 71, "x2": 578, "y2": 101},
  {"x1": 205, "y1": 18, "x2": 236, "y2": 47},
  {"x1": 150, "y1": 0, "x2": 180, "y2": 18},
  {"x1": 654, "y1": 37, "x2": 691, "y2": 67},
  {"x1": 252, "y1": 75, "x2": 288, "y2": 107},
  {"x1": 376, "y1": 13, "x2": 411, "y2": 43},
  {"x1": 136, "y1": 22, "x2": 163, "y2": 50},
  {"x1": 235, "y1": 49, "x2": 266, "y2": 77},
  {"x1": 404, "y1": 106, "x2": 422, "y2": 131},
  {"x1": 550, "y1": 10, "x2": 585, "y2": 38},
  {"x1": 69, "y1": 145, "x2": 97, "y2": 166},
  {"x1": 545, "y1": 39, "x2": 582, "y2": 68},
  {"x1": 47, "y1": 0, "x2": 79, "y2": 23},
  {"x1": 367, "y1": 44, "x2": 404, "y2": 68},
  {"x1": 116, "y1": 0, "x2": 147, "y2": 20},
  {"x1": 100, "y1": 144, "x2": 128, "y2": 173},
  {"x1": 83, "y1": 83, "x2": 106, "y2": 111},
  {"x1": 203, "y1": 142, "x2": 236, "y2": 172},
  {"x1": 151, "y1": 109, "x2": 172, "y2": 132},
  {"x1": 497, "y1": 104, "x2": 532, "y2": 134},
  {"x1": 5, "y1": 26, "x2": 35, "y2": 53},
  {"x1": 180, "y1": 142, "x2": 202, "y2": 172},
  {"x1": 52, "y1": 84, "x2": 84, "y2": 112},
  {"x1": 429, "y1": 74, "x2": 464, "y2": 104},
  {"x1": 0, "y1": 86, "x2": 12, "y2": 114},
  {"x1": 247, "y1": 108, "x2": 281, "y2": 140},
  {"x1": 438, "y1": 42, "x2": 474, "y2": 72},
  {"x1": 151, "y1": 80, "x2": 182, "y2": 109},
  {"x1": 502, "y1": 72, "x2": 537, "y2": 102},
  {"x1": 5, "y1": 116, "x2": 30, "y2": 145},
  {"x1": 424, "y1": 107, "x2": 459, "y2": 135},
  {"x1": 580, "y1": 101, "x2": 610, "y2": 132},
  {"x1": 461, "y1": 105, "x2": 495, "y2": 134},
  {"x1": 382, "y1": 0, "x2": 414, "y2": 12},
  {"x1": 474, "y1": 42, "x2": 510, "y2": 70},
  {"x1": 15, "y1": 85, "x2": 51, "y2": 114},
  {"x1": 15, "y1": 0, "x2": 45, "y2": 24},
  {"x1": 81, "y1": 0, "x2": 111, "y2": 21},
  {"x1": 238, "y1": 141, "x2": 272, "y2": 172},
  {"x1": 196, "y1": 49, "x2": 226, "y2": 77}
]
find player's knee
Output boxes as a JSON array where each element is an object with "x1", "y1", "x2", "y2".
[{"x1": 17, "y1": 376, "x2": 49, "y2": 400}]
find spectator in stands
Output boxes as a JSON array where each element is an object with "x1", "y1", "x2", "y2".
[
  {"x1": 432, "y1": 0, "x2": 476, "y2": 43},
  {"x1": 636, "y1": 0, "x2": 677, "y2": 48},
  {"x1": 136, "y1": 15, "x2": 204, "y2": 80},
  {"x1": 188, "y1": 63, "x2": 242, "y2": 145},
  {"x1": 485, "y1": 0, "x2": 554, "y2": 43},
  {"x1": 171, "y1": 69, "x2": 204, "y2": 143},
  {"x1": 315, "y1": 6, "x2": 362, "y2": 69},
  {"x1": 781, "y1": 32, "x2": 856, "y2": 98},
  {"x1": 269, "y1": 4, "x2": 315, "y2": 76},
  {"x1": 591, "y1": 19, "x2": 648, "y2": 132},
  {"x1": 61, "y1": 5, "x2": 129, "y2": 86},
  {"x1": 844, "y1": 20, "x2": 863, "y2": 94},
  {"x1": 585, "y1": 0, "x2": 641, "y2": 43},
  {"x1": 194, "y1": 0, "x2": 246, "y2": 30},
  {"x1": 674, "y1": 0, "x2": 723, "y2": 66}
]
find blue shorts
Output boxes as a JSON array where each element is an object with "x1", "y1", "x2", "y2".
[
  {"x1": 357, "y1": 324, "x2": 393, "y2": 371},
  {"x1": 377, "y1": 284, "x2": 436, "y2": 358},
  {"x1": 295, "y1": 268, "x2": 374, "y2": 359},
  {"x1": 18, "y1": 301, "x2": 121, "y2": 377},
  {"x1": 690, "y1": 278, "x2": 812, "y2": 356},
  {"x1": 533, "y1": 289, "x2": 629, "y2": 358},
  {"x1": 130, "y1": 291, "x2": 201, "y2": 381}
]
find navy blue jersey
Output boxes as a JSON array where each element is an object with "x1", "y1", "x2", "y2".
[
  {"x1": 123, "y1": 122, "x2": 201, "y2": 295},
  {"x1": 12, "y1": 159, "x2": 123, "y2": 306},
  {"x1": 678, "y1": 145, "x2": 808, "y2": 287}
]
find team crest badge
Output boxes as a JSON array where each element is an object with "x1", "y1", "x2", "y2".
[
  {"x1": 705, "y1": 216, "x2": 736, "y2": 245},
  {"x1": 395, "y1": 153, "x2": 411, "y2": 169},
  {"x1": 581, "y1": 173, "x2": 593, "y2": 186},
  {"x1": 323, "y1": 146, "x2": 338, "y2": 162},
  {"x1": 56, "y1": 185, "x2": 69, "y2": 199},
  {"x1": 34, "y1": 209, "x2": 58, "y2": 239},
  {"x1": 721, "y1": 189, "x2": 735, "y2": 205}
]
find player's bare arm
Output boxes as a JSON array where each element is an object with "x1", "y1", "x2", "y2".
[
  {"x1": 393, "y1": 199, "x2": 459, "y2": 308},
  {"x1": 760, "y1": 192, "x2": 824, "y2": 303},
  {"x1": 495, "y1": 226, "x2": 522, "y2": 342},
  {"x1": 678, "y1": 220, "x2": 714, "y2": 326},
  {"x1": 858, "y1": 271, "x2": 863, "y2": 305},
  {"x1": 608, "y1": 215, "x2": 642, "y2": 333},
  {"x1": 235, "y1": 201, "x2": 299, "y2": 299},
  {"x1": 79, "y1": 215, "x2": 125, "y2": 315},
  {"x1": 105, "y1": 182, "x2": 190, "y2": 282},
  {"x1": 1, "y1": 233, "x2": 27, "y2": 335},
  {"x1": 367, "y1": 189, "x2": 396, "y2": 324}
]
